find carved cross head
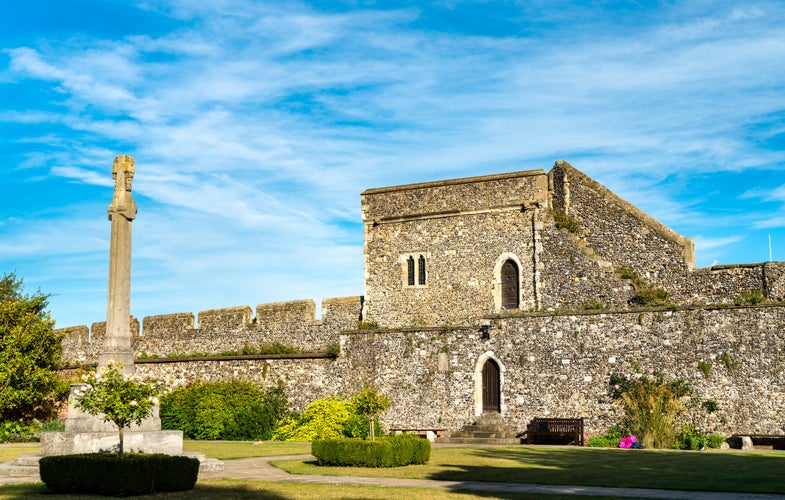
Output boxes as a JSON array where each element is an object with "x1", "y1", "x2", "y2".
[{"x1": 112, "y1": 155, "x2": 135, "y2": 192}]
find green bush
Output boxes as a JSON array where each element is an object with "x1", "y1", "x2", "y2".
[
  {"x1": 272, "y1": 395, "x2": 382, "y2": 441},
  {"x1": 586, "y1": 426, "x2": 623, "y2": 447},
  {"x1": 160, "y1": 379, "x2": 288, "y2": 440},
  {"x1": 39, "y1": 453, "x2": 198, "y2": 495},
  {"x1": 0, "y1": 420, "x2": 39, "y2": 443},
  {"x1": 272, "y1": 397, "x2": 353, "y2": 441},
  {"x1": 0, "y1": 272, "x2": 69, "y2": 423},
  {"x1": 706, "y1": 433, "x2": 726, "y2": 448},
  {"x1": 312, "y1": 434, "x2": 430, "y2": 467},
  {"x1": 342, "y1": 413, "x2": 382, "y2": 439},
  {"x1": 677, "y1": 425, "x2": 726, "y2": 450}
]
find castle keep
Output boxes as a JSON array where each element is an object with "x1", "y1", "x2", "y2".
[{"x1": 58, "y1": 161, "x2": 785, "y2": 437}]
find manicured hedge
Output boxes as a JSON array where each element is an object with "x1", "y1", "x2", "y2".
[
  {"x1": 39, "y1": 453, "x2": 199, "y2": 496},
  {"x1": 312, "y1": 434, "x2": 430, "y2": 467}
]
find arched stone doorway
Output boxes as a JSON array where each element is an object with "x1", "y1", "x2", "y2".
[{"x1": 473, "y1": 352, "x2": 505, "y2": 416}]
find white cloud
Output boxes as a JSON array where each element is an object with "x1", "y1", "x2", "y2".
[{"x1": 694, "y1": 235, "x2": 744, "y2": 252}]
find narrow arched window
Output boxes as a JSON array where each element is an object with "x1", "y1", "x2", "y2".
[
  {"x1": 407, "y1": 256, "x2": 415, "y2": 286},
  {"x1": 501, "y1": 259, "x2": 519, "y2": 309},
  {"x1": 418, "y1": 255, "x2": 426, "y2": 285}
]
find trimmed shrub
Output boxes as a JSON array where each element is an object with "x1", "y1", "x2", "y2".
[
  {"x1": 160, "y1": 379, "x2": 288, "y2": 440},
  {"x1": 39, "y1": 453, "x2": 199, "y2": 496},
  {"x1": 312, "y1": 434, "x2": 430, "y2": 467}
]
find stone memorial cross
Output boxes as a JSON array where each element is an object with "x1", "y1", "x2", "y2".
[{"x1": 98, "y1": 154, "x2": 137, "y2": 372}]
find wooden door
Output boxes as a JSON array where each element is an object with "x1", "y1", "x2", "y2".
[{"x1": 482, "y1": 359, "x2": 500, "y2": 413}]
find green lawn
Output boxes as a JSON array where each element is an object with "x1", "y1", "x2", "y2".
[
  {"x1": 274, "y1": 446, "x2": 785, "y2": 495},
  {"x1": 5, "y1": 441, "x2": 785, "y2": 496},
  {"x1": 0, "y1": 441, "x2": 310, "y2": 463},
  {"x1": 182, "y1": 440, "x2": 311, "y2": 459},
  {"x1": 0, "y1": 445, "x2": 39, "y2": 464},
  {"x1": 0, "y1": 480, "x2": 601, "y2": 499}
]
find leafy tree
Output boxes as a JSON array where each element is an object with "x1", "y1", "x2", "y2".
[
  {"x1": 352, "y1": 386, "x2": 391, "y2": 441},
  {"x1": 74, "y1": 361, "x2": 163, "y2": 458},
  {"x1": 0, "y1": 272, "x2": 69, "y2": 422}
]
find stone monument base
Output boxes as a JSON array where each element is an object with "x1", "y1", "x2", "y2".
[{"x1": 40, "y1": 429, "x2": 184, "y2": 456}]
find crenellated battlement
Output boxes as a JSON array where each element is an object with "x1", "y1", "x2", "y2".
[{"x1": 56, "y1": 296, "x2": 362, "y2": 363}]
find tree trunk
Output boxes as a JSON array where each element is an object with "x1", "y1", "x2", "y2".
[
  {"x1": 118, "y1": 425, "x2": 124, "y2": 458},
  {"x1": 369, "y1": 416, "x2": 375, "y2": 441}
]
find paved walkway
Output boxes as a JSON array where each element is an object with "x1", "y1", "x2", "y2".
[{"x1": 3, "y1": 453, "x2": 785, "y2": 499}]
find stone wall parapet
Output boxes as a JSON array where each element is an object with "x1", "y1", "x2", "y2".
[
  {"x1": 58, "y1": 296, "x2": 363, "y2": 363},
  {"x1": 362, "y1": 169, "x2": 549, "y2": 222}
]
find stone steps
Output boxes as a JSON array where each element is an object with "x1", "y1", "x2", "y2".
[
  {"x1": 0, "y1": 461, "x2": 39, "y2": 477},
  {"x1": 183, "y1": 452, "x2": 225, "y2": 472},
  {"x1": 442, "y1": 413, "x2": 520, "y2": 445}
]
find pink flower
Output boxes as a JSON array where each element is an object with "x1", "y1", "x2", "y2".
[{"x1": 619, "y1": 435, "x2": 638, "y2": 448}]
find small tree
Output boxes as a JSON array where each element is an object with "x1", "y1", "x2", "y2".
[
  {"x1": 352, "y1": 386, "x2": 391, "y2": 441},
  {"x1": 0, "y1": 272, "x2": 69, "y2": 422},
  {"x1": 75, "y1": 361, "x2": 163, "y2": 457}
]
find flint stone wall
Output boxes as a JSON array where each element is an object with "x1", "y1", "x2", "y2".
[{"x1": 339, "y1": 305, "x2": 785, "y2": 437}]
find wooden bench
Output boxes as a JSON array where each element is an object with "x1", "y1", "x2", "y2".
[
  {"x1": 390, "y1": 427, "x2": 448, "y2": 441},
  {"x1": 524, "y1": 417, "x2": 584, "y2": 446},
  {"x1": 730, "y1": 434, "x2": 785, "y2": 450}
]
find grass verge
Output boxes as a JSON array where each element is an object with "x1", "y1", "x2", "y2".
[{"x1": 273, "y1": 446, "x2": 785, "y2": 495}]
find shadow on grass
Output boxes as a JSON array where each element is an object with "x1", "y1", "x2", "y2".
[
  {"x1": 426, "y1": 447, "x2": 785, "y2": 494},
  {"x1": 0, "y1": 481, "x2": 609, "y2": 500},
  {"x1": 0, "y1": 483, "x2": 289, "y2": 500}
]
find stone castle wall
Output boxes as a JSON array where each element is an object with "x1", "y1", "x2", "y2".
[
  {"x1": 339, "y1": 304, "x2": 785, "y2": 436},
  {"x1": 60, "y1": 301, "x2": 785, "y2": 437}
]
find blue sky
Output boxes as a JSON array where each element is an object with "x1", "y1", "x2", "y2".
[{"x1": 2, "y1": 0, "x2": 784, "y2": 329}]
